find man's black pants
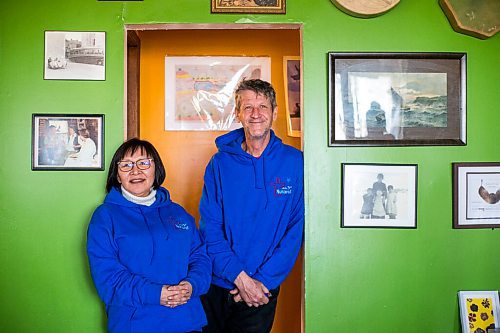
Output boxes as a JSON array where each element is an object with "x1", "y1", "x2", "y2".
[{"x1": 201, "y1": 284, "x2": 280, "y2": 333}]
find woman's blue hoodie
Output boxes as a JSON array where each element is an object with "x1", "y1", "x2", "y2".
[
  {"x1": 87, "y1": 186, "x2": 211, "y2": 333},
  {"x1": 199, "y1": 128, "x2": 304, "y2": 290}
]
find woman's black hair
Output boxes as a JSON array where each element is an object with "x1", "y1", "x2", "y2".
[{"x1": 106, "y1": 138, "x2": 166, "y2": 193}]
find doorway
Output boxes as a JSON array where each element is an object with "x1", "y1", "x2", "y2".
[{"x1": 125, "y1": 23, "x2": 303, "y2": 333}]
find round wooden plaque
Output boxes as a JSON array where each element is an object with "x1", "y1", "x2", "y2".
[{"x1": 331, "y1": 0, "x2": 401, "y2": 18}]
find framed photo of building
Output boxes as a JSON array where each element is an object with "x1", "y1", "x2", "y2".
[
  {"x1": 32, "y1": 114, "x2": 104, "y2": 171},
  {"x1": 283, "y1": 56, "x2": 301, "y2": 137},
  {"x1": 211, "y1": 0, "x2": 286, "y2": 14},
  {"x1": 164, "y1": 56, "x2": 271, "y2": 131},
  {"x1": 341, "y1": 163, "x2": 418, "y2": 228},
  {"x1": 458, "y1": 290, "x2": 500, "y2": 333},
  {"x1": 44, "y1": 31, "x2": 106, "y2": 80},
  {"x1": 329, "y1": 52, "x2": 466, "y2": 146},
  {"x1": 453, "y1": 162, "x2": 500, "y2": 228}
]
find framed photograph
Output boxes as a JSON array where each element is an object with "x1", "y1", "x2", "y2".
[
  {"x1": 458, "y1": 290, "x2": 500, "y2": 333},
  {"x1": 32, "y1": 114, "x2": 104, "y2": 171},
  {"x1": 164, "y1": 56, "x2": 271, "y2": 131},
  {"x1": 329, "y1": 52, "x2": 467, "y2": 146},
  {"x1": 44, "y1": 31, "x2": 105, "y2": 80},
  {"x1": 283, "y1": 56, "x2": 301, "y2": 137},
  {"x1": 453, "y1": 162, "x2": 500, "y2": 228},
  {"x1": 341, "y1": 163, "x2": 418, "y2": 228},
  {"x1": 211, "y1": 0, "x2": 286, "y2": 14}
]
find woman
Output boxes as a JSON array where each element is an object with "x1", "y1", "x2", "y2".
[
  {"x1": 87, "y1": 138, "x2": 211, "y2": 333},
  {"x1": 64, "y1": 129, "x2": 96, "y2": 167}
]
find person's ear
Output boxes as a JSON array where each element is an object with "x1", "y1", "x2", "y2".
[
  {"x1": 272, "y1": 107, "x2": 278, "y2": 121},
  {"x1": 117, "y1": 174, "x2": 122, "y2": 184}
]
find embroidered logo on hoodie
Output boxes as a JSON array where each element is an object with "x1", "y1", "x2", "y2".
[
  {"x1": 271, "y1": 177, "x2": 293, "y2": 197},
  {"x1": 167, "y1": 216, "x2": 190, "y2": 231}
]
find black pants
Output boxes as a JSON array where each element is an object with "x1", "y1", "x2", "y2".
[{"x1": 201, "y1": 284, "x2": 280, "y2": 333}]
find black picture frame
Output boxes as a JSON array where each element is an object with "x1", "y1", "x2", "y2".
[
  {"x1": 341, "y1": 163, "x2": 418, "y2": 228},
  {"x1": 32, "y1": 114, "x2": 105, "y2": 171},
  {"x1": 453, "y1": 162, "x2": 500, "y2": 229},
  {"x1": 329, "y1": 52, "x2": 467, "y2": 146}
]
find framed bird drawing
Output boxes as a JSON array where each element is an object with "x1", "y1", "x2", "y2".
[{"x1": 453, "y1": 162, "x2": 500, "y2": 229}]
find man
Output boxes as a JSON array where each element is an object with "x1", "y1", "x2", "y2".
[{"x1": 199, "y1": 79, "x2": 304, "y2": 333}]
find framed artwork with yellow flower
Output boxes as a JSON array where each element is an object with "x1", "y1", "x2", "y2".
[{"x1": 458, "y1": 290, "x2": 500, "y2": 333}]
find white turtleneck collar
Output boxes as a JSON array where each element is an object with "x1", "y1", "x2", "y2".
[{"x1": 121, "y1": 186, "x2": 157, "y2": 206}]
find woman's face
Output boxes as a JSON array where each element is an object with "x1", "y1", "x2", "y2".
[{"x1": 117, "y1": 149, "x2": 155, "y2": 197}]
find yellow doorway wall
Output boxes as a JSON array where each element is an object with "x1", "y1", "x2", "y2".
[{"x1": 138, "y1": 28, "x2": 302, "y2": 333}]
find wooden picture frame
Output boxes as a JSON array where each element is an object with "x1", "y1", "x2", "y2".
[
  {"x1": 341, "y1": 163, "x2": 418, "y2": 228},
  {"x1": 329, "y1": 52, "x2": 466, "y2": 146},
  {"x1": 283, "y1": 56, "x2": 301, "y2": 137},
  {"x1": 211, "y1": 0, "x2": 286, "y2": 14},
  {"x1": 32, "y1": 114, "x2": 104, "y2": 171},
  {"x1": 453, "y1": 162, "x2": 500, "y2": 229}
]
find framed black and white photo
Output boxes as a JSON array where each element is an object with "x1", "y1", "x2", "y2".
[
  {"x1": 329, "y1": 52, "x2": 466, "y2": 146},
  {"x1": 341, "y1": 163, "x2": 418, "y2": 228},
  {"x1": 32, "y1": 114, "x2": 104, "y2": 171},
  {"x1": 453, "y1": 162, "x2": 500, "y2": 228},
  {"x1": 44, "y1": 31, "x2": 106, "y2": 80}
]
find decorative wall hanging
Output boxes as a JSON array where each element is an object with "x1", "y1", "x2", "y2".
[
  {"x1": 32, "y1": 114, "x2": 104, "y2": 171},
  {"x1": 283, "y1": 56, "x2": 301, "y2": 137},
  {"x1": 329, "y1": 52, "x2": 467, "y2": 146},
  {"x1": 44, "y1": 31, "x2": 105, "y2": 81},
  {"x1": 211, "y1": 0, "x2": 285, "y2": 14},
  {"x1": 330, "y1": 0, "x2": 400, "y2": 18},
  {"x1": 440, "y1": 0, "x2": 499, "y2": 39},
  {"x1": 458, "y1": 291, "x2": 500, "y2": 333},
  {"x1": 164, "y1": 56, "x2": 271, "y2": 131},
  {"x1": 453, "y1": 162, "x2": 500, "y2": 229},
  {"x1": 341, "y1": 163, "x2": 417, "y2": 228}
]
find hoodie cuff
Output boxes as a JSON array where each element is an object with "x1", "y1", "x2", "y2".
[
  {"x1": 185, "y1": 278, "x2": 199, "y2": 297},
  {"x1": 224, "y1": 259, "x2": 245, "y2": 285},
  {"x1": 144, "y1": 282, "x2": 163, "y2": 305}
]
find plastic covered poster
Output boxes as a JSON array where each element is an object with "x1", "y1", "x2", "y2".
[{"x1": 165, "y1": 56, "x2": 271, "y2": 131}]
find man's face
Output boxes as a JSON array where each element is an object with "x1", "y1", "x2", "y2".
[{"x1": 236, "y1": 90, "x2": 277, "y2": 141}]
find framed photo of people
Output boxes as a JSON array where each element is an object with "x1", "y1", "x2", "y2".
[
  {"x1": 32, "y1": 114, "x2": 104, "y2": 171},
  {"x1": 453, "y1": 162, "x2": 500, "y2": 228},
  {"x1": 44, "y1": 31, "x2": 105, "y2": 81},
  {"x1": 341, "y1": 163, "x2": 418, "y2": 228},
  {"x1": 329, "y1": 52, "x2": 466, "y2": 146}
]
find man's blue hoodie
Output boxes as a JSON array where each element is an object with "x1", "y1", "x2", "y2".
[
  {"x1": 87, "y1": 186, "x2": 211, "y2": 333},
  {"x1": 199, "y1": 128, "x2": 304, "y2": 290}
]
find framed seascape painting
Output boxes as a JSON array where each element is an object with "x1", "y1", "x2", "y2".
[
  {"x1": 453, "y1": 162, "x2": 500, "y2": 229},
  {"x1": 329, "y1": 52, "x2": 466, "y2": 146},
  {"x1": 458, "y1": 290, "x2": 500, "y2": 333},
  {"x1": 211, "y1": 0, "x2": 286, "y2": 14},
  {"x1": 44, "y1": 31, "x2": 105, "y2": 81},
  {"x1": 283, "y1": 56, "x2": 301, "y2": 137},
  {"x1": 32, "y1": 114, "x2": 104, "y2": 171},
  {"x1": 341, "y1": 163, "x2": 418, "y2": 228},
  {"x1": 164, "y1": 56, "x2": 271, "y2": 131}
]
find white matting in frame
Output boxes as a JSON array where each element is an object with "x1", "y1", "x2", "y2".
[
  {"x1": 458, "y1": 290, "x2": 500, "y2": 333},
  {"x1": 453, "y1": 162, "x2": 500, "y2": 228},
  {"x1": 341, "y1": 163, "x2": 418, "y2": 228},
  {"x1": 165, "y1": 56, "x2": 271, "y2": 131}
]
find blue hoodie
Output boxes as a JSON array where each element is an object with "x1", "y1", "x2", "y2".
[
  {"x1": 199, "y1": 128, "x2": 304, "y2": 290},
  {"x1": 87, "y1": 187, "x2": 211, "y2": 333}
]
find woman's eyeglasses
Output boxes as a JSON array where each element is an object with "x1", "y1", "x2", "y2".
[{"x1": 117, "y1": 158, "x2": 153, "y2": 172}]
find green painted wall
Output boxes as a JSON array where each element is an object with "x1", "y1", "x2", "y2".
[{"x1": 1, "y1": 0, "x2": 498, "y2": 332}]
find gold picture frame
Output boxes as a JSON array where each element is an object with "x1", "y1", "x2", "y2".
[{"x1": 211, "y1": 0, "x2": 286, "y2": 14}]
